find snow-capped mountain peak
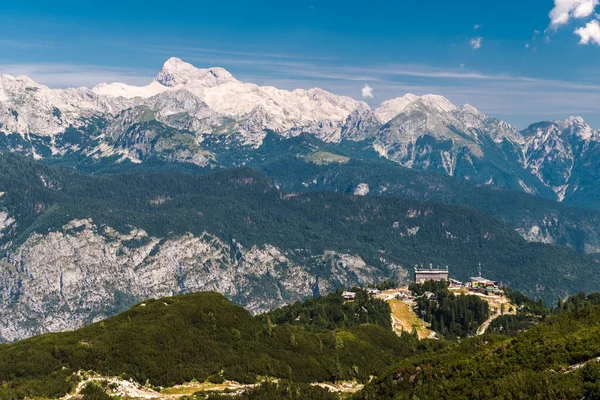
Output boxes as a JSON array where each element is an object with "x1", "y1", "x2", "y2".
[
  {"x1": 374, "y1": 93, "x2": 420, "y2": 124},
  {"x1": 374, "y1": 93, "x2": 456, "y2": 124},
  {"x1": 416, "y1": 94, "x2": 457, "y2": 113},
  {"x1": 155, "y1": 57, "x2": 237, "y2": 88},
  {"x1": 89, "y1": 58, "x2": 367, "y2": 139},
  {"x1": 561, "y1": 116, "x2": 597, "y2": 141},
  {"x1": 522, "y1": 116, "x2": 598, "y2": 143}
]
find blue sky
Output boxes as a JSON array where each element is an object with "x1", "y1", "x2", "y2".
[{"x1": 2, "y1": 0, "x2": 600, "y2": 127}]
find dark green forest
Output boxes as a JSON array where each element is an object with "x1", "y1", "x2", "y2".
[
  {"x1": 259, "y1": 289, "x2": 391, "y2": 332},
  {"x1": 47, "y1": 132, "x2": 600, "y2": 257},
  {"x1": 409, "y1": 281, "x2": 489, "y2": 339}
]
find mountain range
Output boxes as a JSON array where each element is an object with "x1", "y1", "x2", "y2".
[
  {"x1": 2, "y1": 58, "x2": 600, "y2": 342},
  {"x1": 2, "y1": 57, "x2": 600, "y2": 208}
]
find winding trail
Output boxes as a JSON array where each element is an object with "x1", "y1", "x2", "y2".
[{"x1": 470, "y1": 293, "x2": 515, "y2": 336}]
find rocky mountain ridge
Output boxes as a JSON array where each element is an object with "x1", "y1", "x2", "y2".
[{"x1": 1, "y1": 58, "x2": 598, "y2": 206}]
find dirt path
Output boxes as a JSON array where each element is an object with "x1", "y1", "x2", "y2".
[
  {"x1": 312, "y1": 381, "x2": 364, "y2": 394},
  {"x1": 473, "y1": 294, "x2": 515, "y2": 336},
  {"x1": 477, "y1": 309, "x2": 502, "y2": 335},
  {"x1": 62, "y1": 374, "x2": 259, "y2": 399},
  {"x1": 62, "y1": 374, "x2": 362, "y2": 399}
]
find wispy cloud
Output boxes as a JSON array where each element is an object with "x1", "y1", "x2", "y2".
[
  {"x1": 140, "y1": 44, "x2": 335, "y2": 62},
  {"x1": 470, "y1": 37, "x2": 482, "y2": 49},
  {"x1": 0, "y1": 39, "x2": 56, "y2": 50}
]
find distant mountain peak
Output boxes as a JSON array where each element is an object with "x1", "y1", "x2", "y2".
[
  {"x1": 522, "y1": 116, "x2": 598, "y2": 142},
  {"x1": 416, "y1": 94, "x2": 457, "y2": 113},
  {"x1": 375, "y1": 94, "x2": 456, "y2": 124},
  {"x1": 560, "y1": 116, "x2": 597, "y2": 141},
  {"x1": 458, "y1": 104, "x2": 481, "y2": 114},
  {"x1": 155, "y1": 57, "x2": 236, "y2": 88}
]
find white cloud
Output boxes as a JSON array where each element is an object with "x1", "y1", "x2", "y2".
[
  {"x1": 474, "y1": 24, "x2": 482, "y2": 30},
  {"x1": 361, "y1": 84, "x2": 374, "y2": 98},
  {"x1": 575, "y1": 19, "x2": 600, "y2": 44},
  {"x1": 549, "y1": 0, "x2": 599, "y2": 27},
  {"x1": 470, "y1": 37, "x2": 483, "y2": 49}
]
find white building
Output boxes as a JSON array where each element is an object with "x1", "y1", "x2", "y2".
[{"x1": 342, "y1": 291, "x2": 357, "y2": 300}]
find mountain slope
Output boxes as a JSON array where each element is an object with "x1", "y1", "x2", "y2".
[
  {"x1": 1, "y1": 154, "x2": 600, "y2": 341},
  {"x1": 39, "y1": 130, "x2": 600, "y2": 254},
  {"x1": 240, "y1": 135, "x2": 600, "y2": 253},
  {"x1": 522, "y1": 117, "x2": 600, "y2": 207}
]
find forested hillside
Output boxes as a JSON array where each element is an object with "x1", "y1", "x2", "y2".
[
  {"x1": 243, "y1": 134, "x2": 600, "y2": 254},
  {"x1": 47, "y1": 133, "x2": 600, "y2": 254},
  {"x1": 0, "y1": 292, "x2": 421, "y2": 399},
  {"x1": 260, "y1": 289, "x2": 392, "y2": 332},
  {"x1": 1, "y1": 152, "x2": 600, "y2": 305},
  {"x1": 409, "y1": 281, "x2": 490, "y2": 339},
  {"x1": 1, "y1": 152, "x2": 600, "y2": 306},
  {"x1": 354, "y1": 297, "x2": 600, "y2": 400}
]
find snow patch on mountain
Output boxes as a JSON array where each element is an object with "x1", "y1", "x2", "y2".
[
  {"x1": 93, "y1": 81, "x2": 168, "y2": 99},
  {"x1": 354, "y1": 183, "x2": 370, "y2": 196}
]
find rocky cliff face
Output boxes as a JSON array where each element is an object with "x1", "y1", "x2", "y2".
[{"x1": 0, "y1": 219, "x2": 399, "y2": 342}]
